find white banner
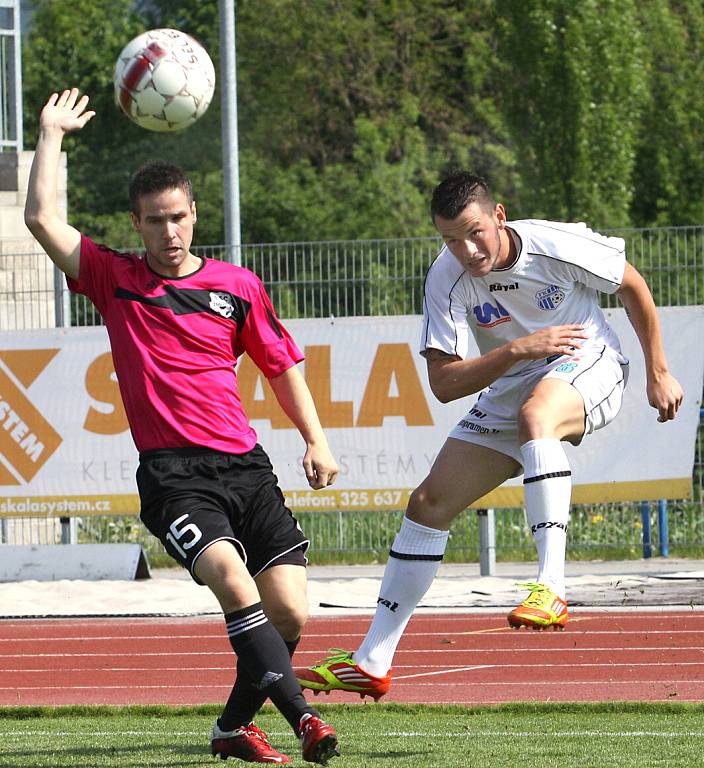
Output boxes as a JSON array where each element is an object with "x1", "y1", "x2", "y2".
[{"x1": 0, "y1": 307, "x2": 702, "y2": 515}]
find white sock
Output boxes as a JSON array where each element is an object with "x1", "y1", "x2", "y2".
[
  {"x1": 354, "y1": 516, "x2": 449, "y2": 677},
  {"x1": 520, "y1": 438, "x2": 571, "y2": 600}
]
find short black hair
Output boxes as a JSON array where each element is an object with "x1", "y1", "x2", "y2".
[
  {"x1": 129, "y1": 160, "x2": 194, "y2": 215},
  {"x1": 430, "y1": 170, "x2": 496, "y2": 221}
]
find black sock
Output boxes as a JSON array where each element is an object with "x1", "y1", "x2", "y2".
[
  {"x1": 219, "y1": 637, "x2": 301, "y2": 732},
  {"x1": 221, "y1": 603, "x2": 314, "y2": 733}
]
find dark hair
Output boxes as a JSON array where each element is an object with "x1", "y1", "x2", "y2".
[
  {"x1": 128, "y1": 160, "x2": 194, "y2": 215},
  {"x1": 430, "y1": 170, "x2": 496, "y2": 220}
]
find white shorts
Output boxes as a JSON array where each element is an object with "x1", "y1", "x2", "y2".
[{"x1": 448, "y1": 345, "x2": 629, "y2": 466}]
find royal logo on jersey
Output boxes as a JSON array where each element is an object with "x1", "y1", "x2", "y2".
[
  {"x1": 489, "y1": 282, "x2": 519, "y2": 292},
  {"x1": 209, "y1": 291, "x2": 235, "y2": 318},
  {"x1": 535, "y1": 284, "x2": 565, "y2": 310},
  {"x1": 472, "y1": 300, "x2": 511, "y2": 327}
]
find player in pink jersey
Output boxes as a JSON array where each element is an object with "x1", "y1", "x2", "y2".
[{"x1": 25, "y1": 88, "x2": 339, "y2": 765}]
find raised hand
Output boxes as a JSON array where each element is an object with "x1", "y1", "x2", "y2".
[{"x1": 40, "y1": 88, "x2": 95, "y2": 134}]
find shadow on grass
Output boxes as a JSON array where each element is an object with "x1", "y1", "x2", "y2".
[{"x1": 1, "y1": 743, "x2": 207, "y2": 767}]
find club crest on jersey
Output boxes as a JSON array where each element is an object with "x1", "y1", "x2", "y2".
[
  {"x1": 535, "y1": 284, "x2": 565, "y2": 310},
  {"x1": 472, "y1": 300, "x2": 511, "y2": 327},
  {"x1": 209, "y1": 291, "x2": 235, "y2": 318}
]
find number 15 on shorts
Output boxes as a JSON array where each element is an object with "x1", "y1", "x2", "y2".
[{"x1": 165, "y1": 513, "x2": 203, "y2": 560}]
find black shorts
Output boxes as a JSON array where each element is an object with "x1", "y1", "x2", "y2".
[{"x1": 137, "y1": 445, "x2": 309, "y2": 584}]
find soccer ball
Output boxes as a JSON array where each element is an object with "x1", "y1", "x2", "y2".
[{"x1": 114, "y1": 28, "x2": 216, "y2": 132}]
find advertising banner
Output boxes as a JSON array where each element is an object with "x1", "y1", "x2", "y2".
[{"x1": 0, "y1": 307, "x2": 702, "y2": 515}]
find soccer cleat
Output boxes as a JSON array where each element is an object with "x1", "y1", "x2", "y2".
[
  {"x1": 507, "y1": 582, "x2": 569, "y2": 631},
  {"x1": 211, "y1": 721, "x2": 291, "y2": 763},
  {"x1": 298, "y1": 713, "x2": 340, "y2": 765},
  {"x1": 295, "y1": 648, "x2": 391, "y2": 701}
]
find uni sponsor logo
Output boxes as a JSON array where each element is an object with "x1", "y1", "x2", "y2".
[
  {"x1": 489, "y1": 282, "x2": 519, "y2": 292},
  {"x1": 472, "y1": 300, "x2": 511, "y2": 327},
  {"x1": 0, "y1": 350, "x2": 63, "y2": 486}
]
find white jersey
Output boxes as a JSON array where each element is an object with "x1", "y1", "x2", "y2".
[{"x1": 421, "y1": 219, "x2": 628, "y2": 377}]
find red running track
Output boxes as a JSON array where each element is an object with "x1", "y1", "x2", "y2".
[{"x1": 1, "y1": 611, "x2": 702, "y2": 707}]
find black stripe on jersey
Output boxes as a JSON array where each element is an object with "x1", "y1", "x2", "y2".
[
  {"x1": 115, "y1": 285, "x2": 251, "y2": 328},
  {"x1": 265, "y1": 305, "x2": 284, "y2": 338},
  {"x1": 96, "y1": 243, "x2": 134, "y2": 260}
]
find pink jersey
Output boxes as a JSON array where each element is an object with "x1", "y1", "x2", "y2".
[{"x1": 67, "y1": 235, "x2": 303, "y2": 453}]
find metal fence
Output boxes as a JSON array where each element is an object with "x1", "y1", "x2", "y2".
[{"x1": 1, "y1": 225, "x2": 703, "y2": 559}]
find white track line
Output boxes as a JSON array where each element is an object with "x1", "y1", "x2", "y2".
[
  {"x1": 2, "y1": 628, "x2": 704, "y2": 643},
  {"x1": 2, "y1": 729, "x2": 702, "y2": 739}
]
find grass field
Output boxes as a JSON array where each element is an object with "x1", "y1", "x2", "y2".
[{"x1": 1, "y1": 702, "x2": 703, "y2": 767}]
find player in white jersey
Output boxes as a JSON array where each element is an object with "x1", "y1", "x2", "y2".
[{"x1": 295, "y1": 170, "x2": 683, "y2": 700}]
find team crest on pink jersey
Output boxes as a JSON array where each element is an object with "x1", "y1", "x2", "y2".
[{"x1": 209, "y1": 291, "x2": 235, "y2": 318}]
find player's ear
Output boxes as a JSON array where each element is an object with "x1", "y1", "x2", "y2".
[
  {"x1": 494, "y1": 203, "x2": 507, "y2": 228},
  {"x1": 191, "y1": 201, "x2": 197, "y2": 223},
  {"x1": 130, "y1": 211, "x2": 141, "y2": 233}
]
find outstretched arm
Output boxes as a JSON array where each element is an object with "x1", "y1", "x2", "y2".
[
  {"x1": 618, "y1": 262, "x2": 683, "y2": 422},
  {"x1": 24, "y1": 89, "x2": 95, "y2": 280},
  {"x1": 268, "y1": 365, "x2": 339, "y2": 490}
]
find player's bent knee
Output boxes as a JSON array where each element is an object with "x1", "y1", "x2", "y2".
[
  {"x1": 517, "y1": 410, "x2": 542, "y2": 440},
  {"x1": 265, "y1": 602, "x2": 308, "y2": 640},
  {"x1": 517, "y1": 400, "x2": 555, "y2": 440},
  {"x1": 407, "y1": 485, "x2": 449, "y2": 527}
]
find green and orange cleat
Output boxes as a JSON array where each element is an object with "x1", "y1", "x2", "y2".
[
  {"x1": 507, "y1": 582, "x2": 569, "y2": 631},
  {"x1": 295, "y1": 648, "x2": 391, "y2": 701}
]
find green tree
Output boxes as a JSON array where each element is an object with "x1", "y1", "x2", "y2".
[
  {"x1": 24, "y1": 0, "x2": 515, "y2": 244},
  {"x1": 25, "y1": 0, "x2": 704, "y2": 249},
  {"x1": 630, "y1": 0, "x2": 704, "y2": 226},
  {"x1": 496, "y1": 0, "x2": 646, "y2": 227},
  {"x1": 23, "y1": 0, "x2": 224, "y2": 246},
  {"x1": 140, "y1": 0, "x2": 516, "y2": 241},
  {"x1": 233, "y1": 0, "x2": 516, "y2": 240}
]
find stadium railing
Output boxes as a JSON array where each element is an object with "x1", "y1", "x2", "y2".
[{"x1": 1, "y1": 226, "x2": 702, "y2": 562}]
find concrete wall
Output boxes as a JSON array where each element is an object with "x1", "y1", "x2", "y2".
[{"x1": 0, "y1": 150, "x2": 67, "y2": 329}]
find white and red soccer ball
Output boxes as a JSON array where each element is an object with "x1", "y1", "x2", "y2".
[{"x1": 114, "y1": 28, "x2": 216, "y2": 132}]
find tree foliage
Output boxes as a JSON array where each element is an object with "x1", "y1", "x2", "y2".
[
  {"x1": 21, "y1": 0, "x2": 704, "y2": 246},
  {"x1": 496, "y1": 0, "x2": 646, "y2": 227},
  {"x1": 630, "y1": 0, "x2": 704, "y2": 226}
]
